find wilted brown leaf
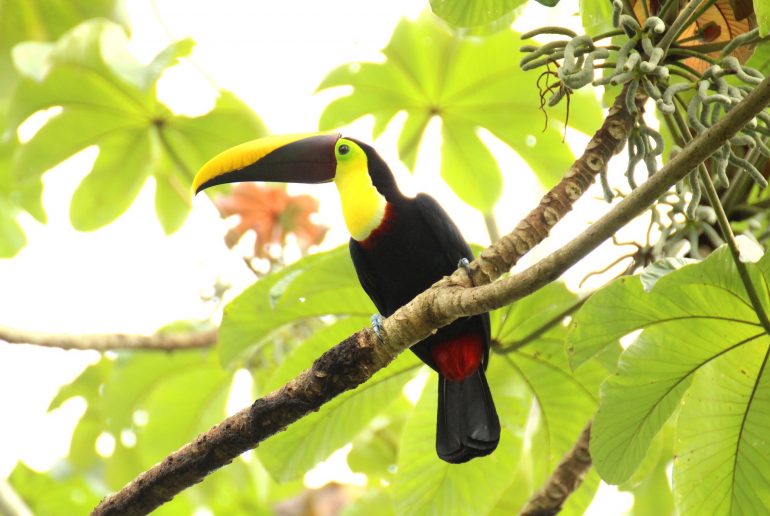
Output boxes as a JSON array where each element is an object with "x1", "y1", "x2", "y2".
[
  {"x1": 632, "y1": 0, "x2": 757, "y2": 71},
  {"x1": 215, "y1": 183, "x2": 327, "y2": 258}
]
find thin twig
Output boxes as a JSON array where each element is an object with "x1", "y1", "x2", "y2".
[{"x1": 0, "y1": 326, "x2": 217, "y2": 351}]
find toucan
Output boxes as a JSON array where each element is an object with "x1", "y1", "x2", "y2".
[{"x1": 193, "y1": 133, "x2": 500, "y2": 463}]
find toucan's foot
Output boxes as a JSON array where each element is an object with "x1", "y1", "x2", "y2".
[
  {"x1": 371, "y1": 314, "x2": 385, "y2": 342},
  {"x1": 458, "y1": 258, "x2": 472, "y2": 281}
]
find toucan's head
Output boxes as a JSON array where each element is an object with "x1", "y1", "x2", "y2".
[
  {"x1": 193, "y1": 133, "x2": 401, "y2": 240},
  {"x1": 193, "y1": 133, "x2": 399, "y2": 198}
]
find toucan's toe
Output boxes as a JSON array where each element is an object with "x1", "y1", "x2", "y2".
[{"x1": 370, "y1": 313, "x2": 385, "y2": 341}]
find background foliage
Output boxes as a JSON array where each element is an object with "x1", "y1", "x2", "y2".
[{"x1": 2, "y1": 0, "x2": 770, "y2": 515}]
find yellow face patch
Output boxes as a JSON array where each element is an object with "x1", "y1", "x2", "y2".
[
  {"x1": 333, "y1": 139, "x2": 387, "y2": 241},
  {"x1": 192, "y1": 133, "x2": 320, "y2": 193}
]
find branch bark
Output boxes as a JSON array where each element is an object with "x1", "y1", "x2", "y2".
[
  {"x1": 520, "y1": 422, "x2": 593, "y2": 516},
  {"x1": 92, "y1": 77, "x2": 770, "y2": 515},
  {"x1": 0, "y1": 326, "x2": 217, "y2": 351}
]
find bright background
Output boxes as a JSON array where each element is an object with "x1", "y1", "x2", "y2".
[{"x1": 0, "y1": 0, "x2": 651, "y2": 512}]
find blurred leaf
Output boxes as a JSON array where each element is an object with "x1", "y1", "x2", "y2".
[
  {"x1": 219, "y1": 246, "x2": 374, "y2": 366},
  {"x1": 393, "y1": 375, "x2": 522, "y2": 516},
  {"x1": 0, "y1": 101, "x2": 28, "y2": 258},
  {"x1": 9, "y1": 463, "x2": 101, "y2": 515},
  {"x1": 0, "y1": 195, "x2": 26, "y2": 257},
  {"x1": 52, "y1": 350, "x2": 230, "y2": 490},
  {"x1": 429, "y1": 0, "x2": 526, "y2": 30},
  {"x1": 258, "y1": 349, "x2": 420, "y2": 482},
  {"x1": 580, "y1": 0, "x2": 616, "y2": 35},
  {"x1": 9, "y1": 19, "x2": 265, "y2": 233},
  {"x1": 753, "y1": 0, "x2": 768, "y2": 36},
  {"x1": 215, "y1": 183, "x2": 327, "y2": 259},
  {"x1": 0, "y1": 0, "x2": 122, "y2": 96},
  {"x1": 493, "y1": 283, "x2": 603, "y2": 464},
  {"x1": 620, "y1": 424, "x2": 675, "y2": 516},
  {"x1": 342, "y1": 490, "x2": 395, "y2": 516},
  {"x1": 318, "y1": 13, "x2": 601, "y2": 213},
  {"x1": 263, "y1": 318, "x2": 368, "y2": 391},
  {"x1": 534, "y1": 0, "x2": 561, "y2": 6},
  {"x1": 747, "y1": 39, "x2": 770, "y2": 73},
  {"x1": 588, "y1": 246, "x2": 770, "y2": 502}
]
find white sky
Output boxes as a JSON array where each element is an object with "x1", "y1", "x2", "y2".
[{"x1": 0, "y1": 0, "x2": 644, "y2": 511}]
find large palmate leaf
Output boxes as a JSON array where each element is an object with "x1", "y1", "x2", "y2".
[
  {"x1": 9, "y1": 19, "x2": 266, "y2": 233},
  {"x1": 490, "y1": 282, "x2": 604, "y2": 513},
  {"x1": 257, "y1": 320, "x2": 420, "y2": 482},
  {"x1": 393, "y1": 376, "x2": 522, "y2": 516},
  {"x1": 219, "y1": 246, "x2": 374, "y2": 366},
  {"x1": 0, "y1": 0, "x2": 122, "y2": 96},
  {"x1": 21, "y1": 349, "x2": 300, "y2": 513},
  {"x1": 429, "y1": 0, "x2": 526, "y2": 30},
  {"x1": 49, "y1": 350, "x2": 232, "y2": 487},
  {"x1": 573, "y1": 247, "x2": 770, "y2": 515},
  {"x1": 317, "y1": 12, "x2": 602, "y2": 213}
]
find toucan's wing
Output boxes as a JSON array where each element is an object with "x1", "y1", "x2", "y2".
[
  {"x1": 414, "y1": 194, "x2": 474, "y2": 265},
  {"x1": 349, "y1": 238, "x2": 389, "y2": 316},
  {"x1": 414, "y1": 193, "x2": 491, "y2": 366}
]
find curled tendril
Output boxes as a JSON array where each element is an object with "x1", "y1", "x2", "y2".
[
  {"x1": 686, "y1": 170, "x2": 702, "y2": 219},
  {"x1": 720, "y1": 28, "x2": 759, "y2": 57},
  {"x1": 657, "y1": 82, "x2": 691, "y2": 114}
]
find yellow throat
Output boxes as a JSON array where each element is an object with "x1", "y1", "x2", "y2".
[{"x1": 333, "y1": 139, "x2": 387, "y2": 241}]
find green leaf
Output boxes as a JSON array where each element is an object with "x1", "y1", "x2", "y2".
[
  {"x1": 566, "y1": 253, "x2": 734, "y2": 368},
  {"x1": 9, "y1": 463, "x2": 101, "y2": 515},
  {"x1": 429, "y1": 0, "x2": 526, "y2": 30},
  {"x1": 317, "y1": 13, "x2": 601, "y2": 213},
  {"x1": 258, "y1": 343, "x2": 420, "y2": 482},
  {"x1": 0, "y1": 0, "x2": 122, "y2": 96},
  {"x1": 534, "y1": 0, "x2": 561, "y2": 6},
  {"x1": 342, "y1": 490, "x2": 396, "y2": 516},
  {"x1": 0, "y1": 196, "x2": 26, "y2": 257},
  {"x1": 674, "y1": 341, "x2": 770, "y2": 514},
  {"x1": 69, "y1": 128, "x2": 155, "y2": 230},
  {"x1": 580, "y1": 0, "x2": 616, "y2": 35},
  {"x1": 52, "y1": 350, "x2": 231, "y2": 490},
  {"x1": 219, "y1": 246, "x2": 374, "y2": 366},
  {"x1": 493, "y1": 283, "x2": 603, "y2": 461},
  {"x1": 9, "y1": 19, "x2": 265, "y2": 233},
  {"x1": 747, "y1": 40, "x2": 770, "y2": 75},
  {"x1": 393, "y1": 376, "x2": 522, "y2": 516},
  {"x1": 589, "y1": 247, "x2": 770, "y2": 489},
  {"x1": 757, "y1": 0, "x2": 770, "y2": 38}
]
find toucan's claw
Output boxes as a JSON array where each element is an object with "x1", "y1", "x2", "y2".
[
  {"x1": 371, "y1": 314, "x2": 385, "y2": 342},
  {"x1": 458, "y1": 258, "x2": 473, "y2": 281}
]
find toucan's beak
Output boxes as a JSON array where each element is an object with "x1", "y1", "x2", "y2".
[{"x1": 193, "y1": 133, "x2": 340, "y2": 194}]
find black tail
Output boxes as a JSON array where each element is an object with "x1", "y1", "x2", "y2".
[{"x1": 436, "y1": 368, "x2": 500, "y2": 464}]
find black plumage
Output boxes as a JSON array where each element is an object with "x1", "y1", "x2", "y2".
[{"x1": 348, "y1": 139, "x2": 500, "y2": 463}]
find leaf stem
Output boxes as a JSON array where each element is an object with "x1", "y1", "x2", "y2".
[
  {"x1": 484, "y1": 213, "x2": 500, "y2": 242},
  {"x1": 698, "y1": 168, "x2": 770, "y2": 334},
  {"x1": 669, "y1": 108, "x2": 770, "y2": 334},
  {"x1": 495, "y1": 298, "x2": 587, "y2": 354},
  {"x1": 658, "y1": 0, "x2": 712, "y2": 52}
]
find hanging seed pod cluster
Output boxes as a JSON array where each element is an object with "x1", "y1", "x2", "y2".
[{"x1": 518, "y1": 0, "x2": 766, "y2": 217}]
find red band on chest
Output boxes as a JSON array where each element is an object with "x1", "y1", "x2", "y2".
[{"x1": 430, "y1": 333, "x2": 484, "y2": 382}]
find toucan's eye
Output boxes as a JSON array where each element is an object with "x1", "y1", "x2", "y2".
[{"x1": 338, "y1": 144, "x2": 350, "y2": 155}]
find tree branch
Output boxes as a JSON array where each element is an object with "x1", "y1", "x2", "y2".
[
  {"x1": 92, "y1": 77, "x2": 770, "y2": 515},
  {"x1": 520, "y1": 422, "x2": 593, "y2": 516},
  {"x1": 0, "y1": 326, "x2": 217, "y2": 351}
]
